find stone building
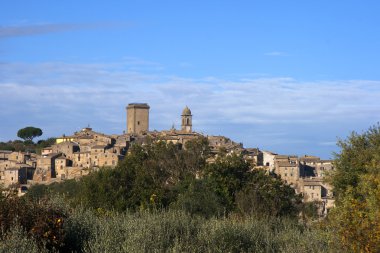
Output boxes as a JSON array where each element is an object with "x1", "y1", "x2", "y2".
[
  {"x1": 1, "y1": 163, "x2": 35, "y2": 187},
  {"x1": 52, "y1": 142, "x2": 79, "y2": 160},
  {"x1": 8, "y1": 151, "x2": 31, "y2": 164},
  {"x1": 55, "y1": 155, "x2": 71, "y2": 180},
  {"x1": 274, "y1": 156, "x2": 301, "y2": 187},
  {"x1": 72, "y1": 151, "x2": 91, "y2": 168},
  {"x1": 0, "y1": 150, "x2": 12, "y2": 161},
  {"x1": 127, "y1": 103, "x2": 150, "y2": 134},
  {"x1": 208, "y1": 135, "x2": 243, "y2": 155},
  {"x1": 33, "y1": 153, "x2": 61, "y2": 182},
  {"x1": 262, "y1": 151, "x2": 277, "y2": 170},
  {"x1": 242, "y1": 148, "x2": 263, "y2": 167}
]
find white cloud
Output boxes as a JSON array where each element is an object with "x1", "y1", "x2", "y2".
[
  {"x1": 2, "y1": 61, "x2": 380, "y2": 126},
  {"x1": 1, "y1": 60, "x2": 380, "y2": 158}
]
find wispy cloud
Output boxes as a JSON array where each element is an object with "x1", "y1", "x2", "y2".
[
  {"x1": 318, "y1": 141, "x2": 336, "y2": 146},
  {"x1": 0, "y1": 22, "x2": 129, "y2": 39},
  {"x1": 0, "y1": 24, "x2": 82, "y2": 38},
  {"x1": 1, "y1": 60, "x2": 379, "y2": 158},
  {"x1": 1, "y1": 61, "x2": 380, "y2": 125}
]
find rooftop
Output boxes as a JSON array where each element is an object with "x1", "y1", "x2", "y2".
[{"x1": 127, "y1": 103, "x2": 150, "y2": 109}]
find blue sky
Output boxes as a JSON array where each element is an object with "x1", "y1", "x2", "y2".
[{"x1": 1, "y1": 1, "x2": 380, "y2": 159}]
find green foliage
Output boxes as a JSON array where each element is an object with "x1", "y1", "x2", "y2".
[
  {"x1": 0, "y1": 225, "x2": 43, "y2": 253},
  {"x1": 203, "y1": 154, "x2": 254, "y2": 212},
  {"x1": 0, "y1": 137, "x2": 56, "y2": 153},
  {"x1": 27, "y1": 139, "x2": 303, "y2": 219},
  {"x1": 301, "y1": 201, "x2": 322, "y2": 220},
  {"x1": 235, "y1": 170, "x2": 302, "y2": 218},
  {"x1": 60, "y1": 207, "x2": 336, "y2": 252},
  {"x1": 26, "y1": 180, "x2": 81, "y2": 202},
  {"x1": 17, "y1": 126, "x2": 43, "y2": 142},
  {"x1": 74, "y1": 138, "x2": 212, "y2": 211},
  {"x1": 1, "y1": 193, "x2": 338, "y2": 252},
  {"x1": 328, "y1": 124, "x2": 380, "y2": 252},
  {"x1": 171, "y1": 178, "x2": 225, "y2": 218}
]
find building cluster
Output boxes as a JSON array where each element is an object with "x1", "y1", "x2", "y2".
[
  {"x1": 0, "y1": 103, "x2": 334, "y2": 212},
  {"x1": 261, "y1": 152, "x2": 335, "y2": 212}
]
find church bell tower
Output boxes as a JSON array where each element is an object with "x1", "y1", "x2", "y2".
[{"x1": 181, "y1": 106, "x2": 192, "y2": 133}]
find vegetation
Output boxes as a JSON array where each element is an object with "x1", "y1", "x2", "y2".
[
  {"x1": 26, "y1": 138, "x2": 302, "y2": 219},
  {"x1": 0, "y1": 137, "x2": 55, "y2": 154},
  {"x1": 5, "y1": 132, "x2": 369, "y2": 251},
  {"x1": 0, "y1": 196, "x2": 336, "y2": 253},
  {"x1": 328, "y1": 124, "x2": 380, "y2": 252},
  {"x1": 0, "y1": 189, "x2": 66, "y2": 251},
  {"x1": 17, "y1": 126, "x2": 43, "y2": 142}
]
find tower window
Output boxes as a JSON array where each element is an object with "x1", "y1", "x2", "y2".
[{"x1": 137, "y1": 121, "x2": 140, "y2": 125}]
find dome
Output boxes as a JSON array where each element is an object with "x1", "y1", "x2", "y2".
[{"x1": 182, "y1": 106, "x2": 192, "y2": 116}]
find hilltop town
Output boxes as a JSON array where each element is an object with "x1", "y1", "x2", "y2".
[{"x1": 0, "y1": 103, "x2": 334, "y2": 212}]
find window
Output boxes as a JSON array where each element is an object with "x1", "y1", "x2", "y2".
[{"x1": 137, "y1": 121, "x2": 140, "y2": 125}]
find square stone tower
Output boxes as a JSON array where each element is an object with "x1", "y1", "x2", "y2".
[{"x1": 126, "y1": 103, "x2": 150, "y2": 134}]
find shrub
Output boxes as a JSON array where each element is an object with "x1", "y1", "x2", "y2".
[
  {"x1": 0, "y1": 196, "x2": 66, "y2": 251},
  {"x1": 0, "y1": 225, "x2": 43, "y2": 253}
]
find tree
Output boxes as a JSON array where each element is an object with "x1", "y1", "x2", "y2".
[
  {"x1": 170, "y1": 178, "x2": 225, "y2": 218},
  {"x1": 203, "y1": 154, "x2": 252, "y2": 212},
  {"x1": 17, "y1": 127, "x2": 43, "y2": 142},
  {"x1": 328, "y1": 124, "x2": 380, "y2": 252},
  {"x1": 62, "y1": 138, "x2": 210, "y2": 212},
  {"x1": 235, "y1": 170, "x2": 302, "y2": 218}
]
